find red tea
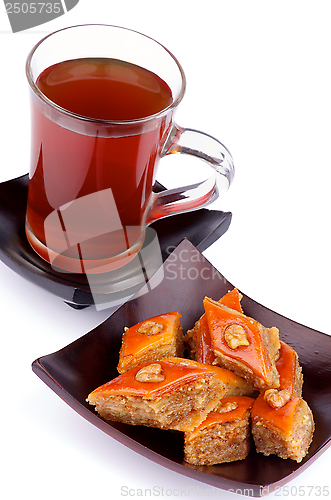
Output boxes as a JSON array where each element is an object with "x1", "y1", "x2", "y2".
[
  {"x1": 26, "y1": 58, "x2": 173, "y2": 271},
  {"x1": 36, "y1": 58, "x2": 173, "y2": 120}
]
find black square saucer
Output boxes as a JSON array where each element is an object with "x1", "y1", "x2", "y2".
[{"x1": 0, "y1": 174, "x2": 231, "y2": 308}]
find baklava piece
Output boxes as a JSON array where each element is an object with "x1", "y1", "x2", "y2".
[
  {"x1": 221, "y1": 368, "x2": 255, "y2": 398},
  {"x1": 117, "y1": 312, "x2": 184, "y2": 374},
  {"x1": 251, "y1": 394, "x2": 314, "y2": 463},
  {"x1": 168, "y1": 358, "x2": 255, "y2": 397},
  {"x1": 185, "y1": 313, "x2": 216, "y2": 365},
  {"x1": 184, "y1": 396, "x2": 255, "y2": 465},
  {"x1": 203, "y1": 297, "x2": 280, "y2": 391},
  {"x1": 263, "y1": 341, "x2": 303, "y2": 409},
  {"x1": 219, "y1": 287, "x2": 244, "y2": 313},
  {"x1": 87, "y1": 357, "x2": 226, "y2": 432},
  {"x1": 185, "y1": 288, "x2": 243, "y2": 364}
]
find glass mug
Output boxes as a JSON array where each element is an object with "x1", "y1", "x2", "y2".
[{"x1": 25, "y1": 25, "x2": 234, "y2": 274}]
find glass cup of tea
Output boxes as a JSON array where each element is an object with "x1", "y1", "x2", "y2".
[{"x1": 25, "y1": 24, "x2": 234, "y2": 274}]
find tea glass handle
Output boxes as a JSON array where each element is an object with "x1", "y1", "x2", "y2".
[{"x1": 146, "y1": 124, "x2": 234, "y2": 224}]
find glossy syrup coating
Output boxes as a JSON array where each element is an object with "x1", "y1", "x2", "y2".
[
  {"x1": 117, "y1": 312, "x2": 183, "y2": 373},
  {"x1": 219, "y1": 288, "x2": 243, "y2": 313},
  {"x1": 187, "y1": 396, "x2": 255, "y2": 438},
  {"x1": 203, "y1": 297, "x2": 280, "y2": 390},
  {"x1": 89, "y1": 357, "x2": 225, "y2": 400},
  {"x1": 186, "y1": 288, "x2": 243, "y2": 365},
  {"x1": 165, "y1": 357, "x2": 252, "y2": 396},
  {"x1": 192, "y1": 314, "x2": 216, "y2": 365},
  {"x1": 276, "y1": 341, "x2": 303, "y2": 396},
  {"x1": 251, "y1": 393, "x2": 301, "y2": 433}
]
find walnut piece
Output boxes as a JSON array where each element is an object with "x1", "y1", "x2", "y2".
[
  {"x1": 218, "y1": 401, "x2": 238, "y2": 413},
  {"x1": 224, "y1": 324, "x2": 250, "y2": 349},
  {"x1": 264, "y1": 389, "x2": 291, "y2": 409},
  {"x1": 135, "y1": 363, "x2": 165, "y2": 383},
  {"x1": 137, "y1": 321, "x2": 164, "y2": 335}
]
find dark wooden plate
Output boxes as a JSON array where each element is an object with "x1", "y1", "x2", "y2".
[{"x1": 32, "y1": 239, "x2": 331, "y2": 497}]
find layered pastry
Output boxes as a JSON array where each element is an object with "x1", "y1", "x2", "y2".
[
  {"x1": 184, "y1": 396, "x2": 255, "y2": 465},
  {"x1": 167, "y1": 357, "x2": 255, "y2": 397},
  {"x1": 219, "y1": 288, "x2": 244, "y2": 313},
  {"x1": 86, "y1": 297, "x2": 315, "y2": 466},
  {"x1": 251, "y1": 341, "x2": 312, "y2": 463},
  {"x1": 87, "y1": 357, "x2": 226, "y2": 432},
  {"x1": 263, "y1": 341, "x2": 303, "y2": 409},
  {"x1": 276, "y1": 341, "x2": 303, "y2": 397},
  {"x1": 117, "y1": 312, "x2": 184, "y2": 374},
  {"x1": 185, "y1": 313, "x2": 216, "y2": 365},
  {"x1": 251, "y1": 394, "x2": 314, "y2": 463},
  {"x1": 185, "y1": 288, "x2": 243, "y2": 365},
  {"x1": 203, "y1": 297, "x2": 280, "y2": 391}
]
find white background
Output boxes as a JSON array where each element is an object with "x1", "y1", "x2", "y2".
[{"x1": 0, "y1": 1, "x2": 330, "y2": 499}]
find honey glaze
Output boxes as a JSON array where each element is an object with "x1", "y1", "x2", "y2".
[
  {"x1": 166, "y1": 357, "x2": 243, "y2": 391},
  {"x1": 204, "y1": 396, "x2": 255, "y2": 426},
  {"x1": 89, "y1": 358, "x2": 220, "y2": 399},
  {"x1": 118, "y1": 312, "x2": 181, "y2": 363},
  {"x1": 276, "y1": 341, "x2": 298, "y2": 394},
  {"x1": 219, "y1": 288, "x2": 243, "y2": 313},
  {"x1": 203, "y1": 298, "x2": 273, "y2": 382},
  {"x1": 251, "y1": 393, "x2": 301, "y2": 434},
  {"x1": 195, "y1": 314, "x2": 216, "y2": 365},
  {"x1": 186, "y1": 396, "x2": 255, "y2": 441},
  {"x1": 194, "y1": 289, "x2": 243, "y2": 364}
]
